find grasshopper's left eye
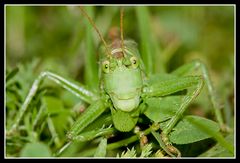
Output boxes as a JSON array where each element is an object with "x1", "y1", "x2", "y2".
[
  {"x1": 130, "y1": 57, "x2": 138, "y2": 68},
  {"x1": 102, "y1": 60, "x2": 110, "y2": 73}
]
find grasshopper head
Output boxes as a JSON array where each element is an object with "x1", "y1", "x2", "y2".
[{"x1": 101, "y1": 40, "x2": 144, "y2": 112}]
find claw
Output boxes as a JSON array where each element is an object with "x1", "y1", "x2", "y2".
[
  {"x1": 160, "y1": 133, "x2": 181, "y2": 157},
  {"x1": 140, "y1": 134, "x2": 148, "y2": 148},
  {"x1": 167, "y1": 145, "x2": 181, "y2": 157}
]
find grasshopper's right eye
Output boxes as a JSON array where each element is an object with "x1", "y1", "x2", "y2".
[{"x1": 102, "y1": 60, "x2": 110, "y2": 73}]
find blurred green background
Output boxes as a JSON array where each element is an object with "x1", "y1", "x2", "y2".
[
  {"x1": 5, "y1": 5, "x2": 234, "y2": 157},
  {"x1": 6, "y1": 6, "x2": 234, "y2": 76}
]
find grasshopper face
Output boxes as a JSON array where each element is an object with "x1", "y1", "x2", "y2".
[{"x1": 101, "y1": 40, "x2": 143, "y2": 112}]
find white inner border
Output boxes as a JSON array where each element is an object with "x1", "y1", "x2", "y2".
[{"x1": 4, "y1": 4, "x2": 236, "y2": 159}]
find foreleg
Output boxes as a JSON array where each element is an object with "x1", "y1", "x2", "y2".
[{"x1": 66, "y1": 99, "x2": 111, "y2": 141}]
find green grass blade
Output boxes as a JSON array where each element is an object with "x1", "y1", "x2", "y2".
[
  {"x1": 136, "y1": 6, "x2": 154, "y2": 75},
  {"x1": 84, "y1": 6, "x2": 98, "y2": 90},
  {"x1": 6, "y1": 67, "x2": 19, "y2": 82}
]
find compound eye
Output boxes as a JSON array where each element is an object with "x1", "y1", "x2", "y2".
[
  {"x1": 130, "y1": 57, "x2": 138, "y2": 68},
  {"x1": 102, "y1": 60, "x2": 110, "y2": 73}
]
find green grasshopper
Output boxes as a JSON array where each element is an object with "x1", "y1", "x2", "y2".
[{"x1": 7, "y1": 6, "x2": 227, "y2": 157}]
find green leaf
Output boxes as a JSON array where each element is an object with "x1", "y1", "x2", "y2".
[
  {"x1": 20, "y1": 142, "x2": 51, "y2": 157},
  {"x1": 94, "y1": 138, "x2": 107, "y2": 157},
  {"x1": 198, "y1": 133, "x2": 234, "y2": 157},
  {"x1": 43, "y1": 96, "x2": 65, "y2": 114},
  {"x1": 169, "y1": 115, "x2": 220, "y2": 144},
  {"x1": 144, "y1": 96, "x2": 182, "y2": 123},
  {"x1": 42, "y1": 96, "x2": 70, "y2": 136}
]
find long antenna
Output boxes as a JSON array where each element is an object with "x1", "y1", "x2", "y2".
[
  {"x1": 79, "y1": 6, "x2": 112, "y2": 58},
  {"x1": 120, "y1": 7, "x2": 125, "y2": 55}
]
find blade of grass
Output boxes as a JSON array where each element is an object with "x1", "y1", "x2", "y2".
[
  {"x1": 136, "y1": 6, "x2": 154, "y2": 75},
  {"x1": 83, "y1": 6, "x2": 98, "y2": 90}
]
